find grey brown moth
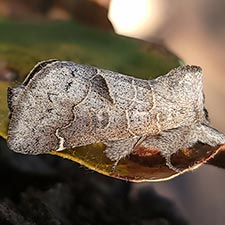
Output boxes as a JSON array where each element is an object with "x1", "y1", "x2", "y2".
[{"x1": 7, "y1": 60, "x2": 225, "y2": 171}]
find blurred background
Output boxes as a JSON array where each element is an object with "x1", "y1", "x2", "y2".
[{"x1": 0, "y1": 0, "x2": 225, "y2": 224}]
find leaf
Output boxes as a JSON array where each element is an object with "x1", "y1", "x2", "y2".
[
  {"x1": 52, "y1": 143, "x2": 225, "y2": 182},
  {"x1": 0, "y1": 82, "x2": 9, "y2": 139},
  {"x1": 208, "y1": 148, "x2": 225, "y2": 169},
  {"x1": 3, "y1": 20, "x2": 211, "y2": 182},
  {"x1": 0, "y1": 20, "x2": 178, "y2": 81}
]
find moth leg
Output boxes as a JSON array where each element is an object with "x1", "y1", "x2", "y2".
[
  {"x1": 141, "y1": 126, "x2": 194, "y2": 172},
  {"x1": 104, "y1": 136, "x2": 142, "y2": 172}
]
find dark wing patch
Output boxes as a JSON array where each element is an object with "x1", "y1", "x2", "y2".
[{"x1": 91, "y1": 74, "x2": 114, "y2": 104}]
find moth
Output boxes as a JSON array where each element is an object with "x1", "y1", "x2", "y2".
[{"x1": 7, "y1": 60, "x2": 225, "y2": 171}]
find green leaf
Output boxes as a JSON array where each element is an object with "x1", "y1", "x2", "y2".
[{"x1": 0, "y1": 82, "x2": 9, "y2": 138}]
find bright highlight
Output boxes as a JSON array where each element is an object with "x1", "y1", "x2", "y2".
[{"x1": 109, "y1": 0, "x2": 162, "y2": 39}]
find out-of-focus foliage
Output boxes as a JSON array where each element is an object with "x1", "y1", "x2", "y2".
[
  {"x1": 0, "y1": 20, "x2": 178, "y2": 79},
  {"x1": 0, "y1": 0, "x2": 113, "y2": 31}
]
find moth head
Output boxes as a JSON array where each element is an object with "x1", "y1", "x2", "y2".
[
  {"x1": 154, "y1": 65, "x2": 207, "y2": 125},
  {"x1": 180, "y1": 66, "x2": 210, "y2": 123},
  {"x1": 156, "y1": 65, "x2": 203, "y2": 100},
  {"x1": 171, "y1": 65, "x2": 203, "y2": 88}
]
